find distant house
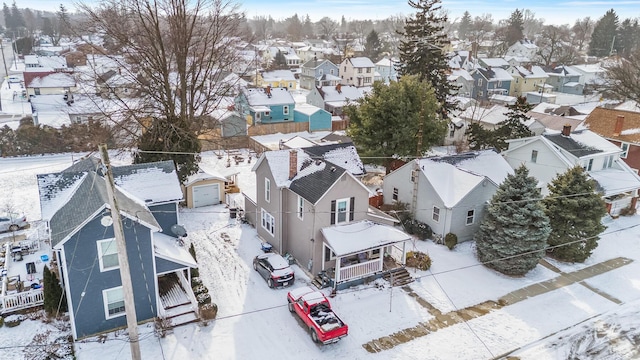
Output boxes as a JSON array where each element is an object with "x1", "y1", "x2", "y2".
[
  {"x1": 374, "y1": 57, "x2": 398, "y2": 84},
  {"x1": 306, "y1": 84, "x2": 367, "y2": 116},
  {"x1": 502, "y1": 127, "x2": 640, "y2": 215},
  {"x1": 96, "y1": 69, "x2": 137, "y2": 98},
  {"x1": 569, "y1": 64, "x2": 606, "y2": 90},
  {"x1": 382, "y1": 150, "x2": 514, "y2": 241},
  {"x1": 259, "y1": 70, "x2": 297, "y2": 90},
  {"x1": 37, "y1": 158, "x2": 198, "y2": 339},
  {"x1": 584, "y1": 107, "x2": 640, "y2": 172},
  {"x1": 24, "y1": 55, "x2": 68, "y2": 72},
  {"x1": 245, "y1": 148, "x2": 409, "y2": 290},
  {"x1": 24, "y1": 71, "x2": 77, "y2": 97},
  {"x1": 478, "y1": 58, "x2": 510, "y2": 70},
  {"x1": 235, "y1": 86, "x2": 296, "y2": 124},
  {"x1": 296, "y1": 46, "x2": 326, "y2": 63},
  {"x1": 505, "y1": 39, "x2": 538, "y2": 60},
  {"x1": 299, "y1": 58, "x2": 340, "y2": 90},
  {"x1": 507, "y1": 65, "x2": 548, "y2": 97},
  {"x1": 340, "y1": 57, "x2": 375, "y2": 87},
  {"x1": 544, "y1": 65, "x2": 583, "y2": 95},
  {"x1": 448, "y1": 69, "x2": 474, "y2": 98},
  {"x1": 471, "y1": 67, "x2": 513, "y2": 101},
  {"x1": 293, "y1": 104, "x2": 332, "y2": 131}
]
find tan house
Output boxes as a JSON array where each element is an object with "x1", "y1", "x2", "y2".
[
  {"x1": 24, "y1": 71, "x2": 77, "y2": 97},
  {"x1": 507, "y1": 65, "x2": 548, "y2": 97},
  {"x1": 339, "y1": 57, "x2": 375, "y2": 87}
]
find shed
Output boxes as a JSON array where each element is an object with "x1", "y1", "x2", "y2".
[{"x1": 183, "y1": 170, "x2": 228, "y2": 208}]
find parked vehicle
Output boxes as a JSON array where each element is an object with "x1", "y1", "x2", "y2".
[
  {"x1": 287, "y1": 286, "x2": 348, "y2": 344},
  {"x1": 253, "y1": 253, "x2": 295, "y2": 288},
  {"x1": 0, "y1": 212, "x2": 28, "y2": 232}
]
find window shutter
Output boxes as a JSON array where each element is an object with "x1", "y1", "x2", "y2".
[
  {"x1": 349, "y1": 197, "x2": 355, "y2": 221},
  {"x1": 330, "y1": 200, "x2": 336, "y2": 225}
]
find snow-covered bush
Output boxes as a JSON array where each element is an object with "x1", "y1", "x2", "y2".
[
  {"x1": 4, "y1": 314, "x2": 25, "y2": 328},
  {"x1": 197, "y1": 292, "x2": 211, "y2": 305},
  {"x1": 406, "y1": 251, "x2": 432, "y2": 270},
  {"x1": 445, "y1": 233, "x2": 458, "y2": 250}
]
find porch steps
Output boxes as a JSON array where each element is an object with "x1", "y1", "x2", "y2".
[
  {"x1": 160, "y1": 283, "x2": 190, "y2": 309},
  {"x1": 383, "y1": 267, "x2": 413, "y2": 287},
  {"x1": 165, "y1": 303, "x2": 199, "y2": 327},
  {"x1": 159, "y1": 281, "x2": 199, "y2": 328}
]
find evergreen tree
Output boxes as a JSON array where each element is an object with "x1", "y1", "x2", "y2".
[
  {"x1": 397, "y1": 0, "x2": 458, "y2": 119},
  {"x1": 3, "y1": 3, "x2": 12, "y2": 31},
  {"x1": 589, "y1": 9, "x2": 619, "y2": 57},
  {"x1": 345, "y1": 75, "x2": 445, "y2": 172},
  {"x1": 56, "y1": 4, "x2": 70, "y2": 40},
  {"x1": 458, "y1": 11, "x2": 472, "y2": 40},
  {"x1": 43, "y1": 265, "x2": 67, "y2": 316},
  {"x1": 272, "y1": 50, "x2": 287, "y2": 69},
  {"x1": 506, "y1": 9, "x2": 524, "y2": 46},
  {"x1": 475, "y1": 165, "x2": 551, "y2": 276},
  {"x1": 134, "y1": 117, "x2": 201, "y2": 183},
  {"x1": 543, "y1": 166, "x2": 607, "y2": 263},
  {"x1": 10, "y1": 1, "x2": 24, "y2": 30},
  {"x1": 302, "y1": 14, "x2": 314, "y2": 39},
  {"x1": 467, "y1": 96, "x2": 533, "y2": 151},
  {"x1": 285, "y1": 14, "x2": 302, "y2": 41},
  {"x1": 616, "y1": 18, "x2": 640, "y2": 58},
  {"x1": 364, "y1": 29, "x2": 383, "y2": 62}
]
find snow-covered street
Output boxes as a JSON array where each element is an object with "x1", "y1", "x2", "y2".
[{"x1": 1, "y1": 150, "x2": 639, "y2": 360}]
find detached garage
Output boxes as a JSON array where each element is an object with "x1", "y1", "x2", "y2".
[{"x1": 183, "y1": 170, "x2": 228, "y2": 208}]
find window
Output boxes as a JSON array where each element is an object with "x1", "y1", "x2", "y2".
[
  {"x1": 477, "y1": 79, "x2": 483, "y2": 86},
  {"x1": 324, "y1": 245, "x2": 336, "y2": 261},
  {"x1": 97, "y1": 238, "x2": 119, "y2": 271},
  {"x1": 497, "y1": 80, "x2": 502, "y2": 87},
  {"x1": 449, "y1": 128, "x2": 455, "y2": 138},
  {"x1": 319, "y1": 69, "x2": 324, "y2": 75},
  {"x1": 331, "y1": 197, "x2": 353, "y2": 224},
  {"x1": 587, "y1": 158, "x2": 593, "y2": 171},
  {"x1": 367, "y1": 68, "x2": 371, "y2": 73},
  {"x1": 410, "y1": 170, "x2": 417, "y2": 183},
  {"x1": 344, "y1": 66, "x2": 346, "y2": 72},
  {"x1": 606, "y1": 155, "x2": 614, "y2": 168},
  {"x1": 288, "y1": 82, "x2": 293, "y2": 88},
  {"x1": 297, "y1": 196, "x2": 304, "y2": 220},
  {"x1": 283, "y1": 105, "x2": 289, "y2": 115},
  {"x1": 432, "y1": 206, "x2": 440, "y2": 222},
  {"x1": 364, "y1": 77, "x2": 372, "y2": 83},
  {"x1": 330, "y1": 69, "x2": 334, "y2": 75},
  {"x1": 621, "y1": 143, "x2": 630, "y2": 158},
  {"x1": 531, "y1": 150, "x2": 538, "y2": 163},
  {"x1": 466, "y1": 209, "x2": 475, "y2": 225},
  {"x1": 264, "y1": 178, "x2": 270, "y2": 202},
  {"x1": 103, "y1": 287, "x2": 125, "y2": 319},
  {"x1": 261, "y1": 209, "x2": 275, "y2": 236},
  {"x1": 264, "y1": 111, "x2": 270, "y2": 117},
  {"x1": 358, "y1": 68, "x2": 363, "y2": 73},
  {"x1": 392, "y1": 188, "x2": 398, "y2": 201},
  {"x1": 34, "y1": 88, "x2": 41, "y2": 95}
]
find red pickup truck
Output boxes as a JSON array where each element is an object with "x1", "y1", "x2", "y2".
[{"x1": 287, "y1": 286, "x2": 348, "y2": 344}]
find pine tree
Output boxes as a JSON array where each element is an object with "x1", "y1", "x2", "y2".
[
  {"x1": 506, "y1": 9, "x2": 524, "y2": 46},
  {"x1": 364, "y1": 29, "x2": 383, "y2": 62},
  {"x1": 10, "y1": 1, "x2": 24, "y2": 30},
  {"x1": 589, "y1": 9, "x2": 619, "y2": 57},
  {"x1": 345, "y1": 75, "x2": 445, "y2": 172},
  {"x1": 543, "y1": 166, "x2": 607, "y2": 263},
  {"x1": 397, "y1": 0, "x2": 458, "y2": 119},
  {"x1": 458, "y1": 11, "x2": 472, "y2": 40},
  {"x1": 467, "y1": 96, "x2": 532, "y2": 151},
  {"x1": 475, "y1": 165, "x2": 551, "y2": 276},
  {"x1": 43, "y1": 265, "x2": 68, "y2": 316},
  {"x1": 3, "y1": 3, "x2": 12, "y2": 31}
]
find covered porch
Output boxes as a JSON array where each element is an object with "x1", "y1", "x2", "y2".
[{"x1": 320, "y1": 221, "x2": 411, "y2": 289}]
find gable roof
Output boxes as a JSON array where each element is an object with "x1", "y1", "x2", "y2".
[
  {"x1": 345, "y1": 57, "x2": 375, "y2": 68},
  {"x1": 417, "y1": 159, "x2": 486, "y2": 208},
  {"x1": 242, "y1": 87, "x2": 295, "y2": 106},
  {"x1": 302, "y1": 143, "x2": 365, "y2": 176},
  {"x1": 585, "y1": 107, "x2": 640, "y2": 144},
  {"x1": 37, "y1": 170, "x2": 159, "y2": 247},
  {"x1": 543, "y1": 130, "x2": 621, "y2": 158},
  {"x1": 316, "y1": 84, "x2": 365, "y2": 102},
  {"x1": 479, "y1": 58, "x2": 510, "y2": 68},
  {"x1": 430, "y1": 150, "x2": 513, "y2": 187},
  {"x1": 24, "y1": 72, "x2": 76, "y2": 88},
  {"x1": 477, "y1": 67, "x2": 512, "y2": 82},
  {"x1": 262, "y1": 70, "x2": 296, "y2": 82},
  {"x1": 112, "y1": 161, "x2": 184, "y2": 204},
  {"x1": 301, "y1": 58, "x2": 336, "y2": 69}
]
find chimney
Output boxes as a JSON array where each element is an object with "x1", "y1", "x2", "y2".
[
  {"x1": 561, "y1": 124, "x2": 571, "y2": 137},
  {"x1": 614, "y1": 115, "x2": 624, "y2": 136},
  {"x1": 335, "y1": 83, "x2": 342, "y2": 93},
  {"x1": 265, "y1": 85, "x2": 271, "y2": 98},
  {"x1": 288, "y1": 150, "x2": 297, "y2": 180}
]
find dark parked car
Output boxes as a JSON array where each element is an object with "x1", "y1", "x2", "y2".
[{"x1": 253, "y1": 253, "x2": 295, "y2": 288}]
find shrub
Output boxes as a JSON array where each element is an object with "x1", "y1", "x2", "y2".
[
  {"x1": 4, "y1": 315, "x2": 24, "y2": 328},
  {"x1": 197, "y1": 292, "x2": 211, "y2": 305},
  {"x1": 0, "y1": 316, "x2": 3, "y2": 327},
  {"x1": 191, "y1": 276, "x2": 203, "y2": 288},
  {"x1": 200, "y1": 303, "x2": 218, "y2": 321},
  {"x1": 402, "y1": 219, "x2": 432, "y2": 240},
  {"x1": 193, "y1": 285, "x2": 208, "y2": 296},
  {"x1": 405, "y1": 251, "x2": 432, "y2": 270},
  {"x1": 190, "y1": 267, "x2": 199, "y2": 279},
  {"x1": 445, "y1": 233, "x2": 458, "y2": 250}
]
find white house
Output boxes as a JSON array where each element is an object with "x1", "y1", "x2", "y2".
[{"x1": 340, "y1": 57, "x2": 375, "y2": 87}]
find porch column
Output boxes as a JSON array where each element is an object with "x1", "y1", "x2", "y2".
[
  {"x1": 335, "y1": 256, "x2": 342, "y2": 283},
  {"x1": 378, "y1": 248, "x2": 384, "y2": 270},
  {"x1": 402, "y1": 241, "x2": 407, "y2": 264}
]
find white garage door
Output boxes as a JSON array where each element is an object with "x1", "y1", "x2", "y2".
[{"x1": 193, "y1": 184, "x2": 220, "y2": 207}]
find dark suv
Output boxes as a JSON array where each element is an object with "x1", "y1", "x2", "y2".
[{"x1": 253, "y1": 253, "x2": 295, "y2": 288}]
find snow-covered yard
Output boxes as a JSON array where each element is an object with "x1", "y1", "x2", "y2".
[{"x1": 1, "y1": 150, "x2": 639, "y2": 360}]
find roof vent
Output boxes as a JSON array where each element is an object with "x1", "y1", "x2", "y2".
[{"x1": 330, "y1": 166, "x2": 336, "y2": 172}]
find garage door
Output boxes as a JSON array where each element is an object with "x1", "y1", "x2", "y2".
[{"x1": 193, "y1": 184, "x2": 220, "y2": 207}]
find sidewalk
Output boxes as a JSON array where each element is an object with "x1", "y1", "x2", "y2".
[{"x1": 362, "y1": 257, "x2": 633, "y2": 353}]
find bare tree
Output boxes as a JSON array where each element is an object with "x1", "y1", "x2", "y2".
[
  {"x1": 317, "y1": 17, "x2": 338, "y2": 40},
  {"x1": 602, "y1": 50, "x2": 640, "y2": 104},
  {"x1": 252, "y1": 16, "x2": 272, "y2": 44},
  {"x1": 536, "y1": 25, "x2": 576, "y2": 66},
  {"x1": 522, "y1": 9, "x2": 544, "y2": 40},
  {"x1": 468, "y1": 14, "x2": 493, "y2": 57},
  {"x1": 379, "y1": 14, "x2": 405, "y2": 56},
  {"x1": 572, "y1": 17, "x2": 594, "y2": 52},
  {"x1": 75, "y1": 0, "x2": 249, "y2": 143}
]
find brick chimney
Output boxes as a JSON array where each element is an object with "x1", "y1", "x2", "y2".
[
  {"x1": 288, "y1": 150, "x2": 297, "y2": 180},
  {"x1": 561, "y1": 124, "x2": 571, "y2": 137},
  {"x1": 335, "y1": 83, "x2": 342, "y2": 94},
  {"x1": 265, "y1": 85, "x2": 272, "y2": 98},
  {"x1": 614, "y1": 115, "x2": 624, "y2": 136}
]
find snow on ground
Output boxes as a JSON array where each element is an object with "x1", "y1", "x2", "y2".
[{"x1": 1, "y1": 150, "x2": 640, "y2": 359}]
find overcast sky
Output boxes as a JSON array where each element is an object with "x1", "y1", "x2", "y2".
[{"x1": 18, "y1": 0, "x2": 640, "y2": 25}]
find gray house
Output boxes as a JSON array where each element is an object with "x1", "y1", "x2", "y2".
[
  {"x1": 306, "y1": 84, "x2": 367, "y2": 116},
  {"x1": 244, "y1": 147, "x2": 409, "y2": 289},
  {"x1": 544, "y1": 65, "x2": 583, "y2": 95},
  {"x1": 300, "y1": 58, "x2": 340, "y2": 90},
  {"x1": 37, "y1": 158, "x2": 198, "y2": 339},
  {"x1": 382, "y1": 150, "x2": 513, "y2": 242}
]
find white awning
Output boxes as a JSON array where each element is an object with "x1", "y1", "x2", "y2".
[
  {"x1": 154, "y1": 232, "x2": 198, "y2": 268},
  {"x1": 321, "y1": 220, "x2": 410, "y2": 257}
]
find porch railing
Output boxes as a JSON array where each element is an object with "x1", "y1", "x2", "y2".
[
  {"x1": 177, "y1": 271, "x2": 199, "y2": 317},
  {"x1": 338, "y1": 259, "x2": 382, "y2": 283},
  {"x1": 1, "y1": 289, "x2": 44, "y2": 314}
]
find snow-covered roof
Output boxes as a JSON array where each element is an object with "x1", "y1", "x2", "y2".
[
  {"x1": 450, "y1": 69, "x2": 473, "y2": 82},
  {"x1": 318, "y1": 84, "x2": 365, "y2": 103},
  {"x1": 26, "y1": 72, "x2": 76, "y2": 88},
  {"x1": 243, "y1": 87, "x2": 294, "y2": 106},
  {"x1": 154, "y1": 232, "x2": 198, "y2": 268},
  {"x1": 38, "y1": 172, "x2": 87, "y2": 221},
  {"x1": 262, "y1": 70, "x2": 296, "y2": 82},
  {"x1": 589, "y1": 162, "x2": 640, "y2": 196},
  {"x1": 459, "y1": 105, "x2": 508, "y2": 124},
  {"x1": 347, "y1": 57, "x2": 375, "y2": 68},
  {"x1": 113, "y1": 162, "x2": 184, "y2": 204},
  {"x1": 282, "y1": 136, "x2": 318, "y2": 149},
  {"x1": 437, "y1": 150, "x2": 514, "y2": 187},
  {"x1": 184, "y1": 170, "x2": 227, "y2": 187},
  {"x1": 294, "y1": 103, "x2": 323, "y2": 116},
  {"x1": 480, "y1": 58, "x2": 509, "y2": 68},
  {"x1": 313, "y1": 145, "x2": 365, "y2": 176},
  {"x1": 262, "y1": 149, "x2": 325, "y2": 188},
  {"x1": 417, "y1": 159, "x2": 486, "y2": 207},
  {"x1": 322, "y1": 220, "x2": 410, "y2": 257}
]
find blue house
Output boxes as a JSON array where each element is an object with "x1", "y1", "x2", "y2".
[
  {"x1": 299, "y1": 58, "x2": 340, "y2": 90},
  {"x1": 235, "y1": 86, "x2": 296, "y2": 125},
  {"x1": 37, "y1": 157, "x2": 198, "y2": 339},
  {"x1": 471, "y1": 67, "x2": 513, "y2": 101},
  {"x1": 544, "y1": 65, "x2": 584, "y2": 95},
  {"x1": 293, "y1": 104, "x2": 332, "y2": 131}
]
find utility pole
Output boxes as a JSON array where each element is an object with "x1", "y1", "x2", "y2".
[
  {"x1": 99, "y1": 144, "x2": 142, "y2": 360},
  {"x1": 0, "y1": 39, "x2": 7, "y2": 77}
]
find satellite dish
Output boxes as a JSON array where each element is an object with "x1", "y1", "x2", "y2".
[
  {"x1": 171, "y1": 224, "x2": 188, "y2": 237},
  {"x1": 101, "y1": 215, "x2": 113, "y2": 227}
]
